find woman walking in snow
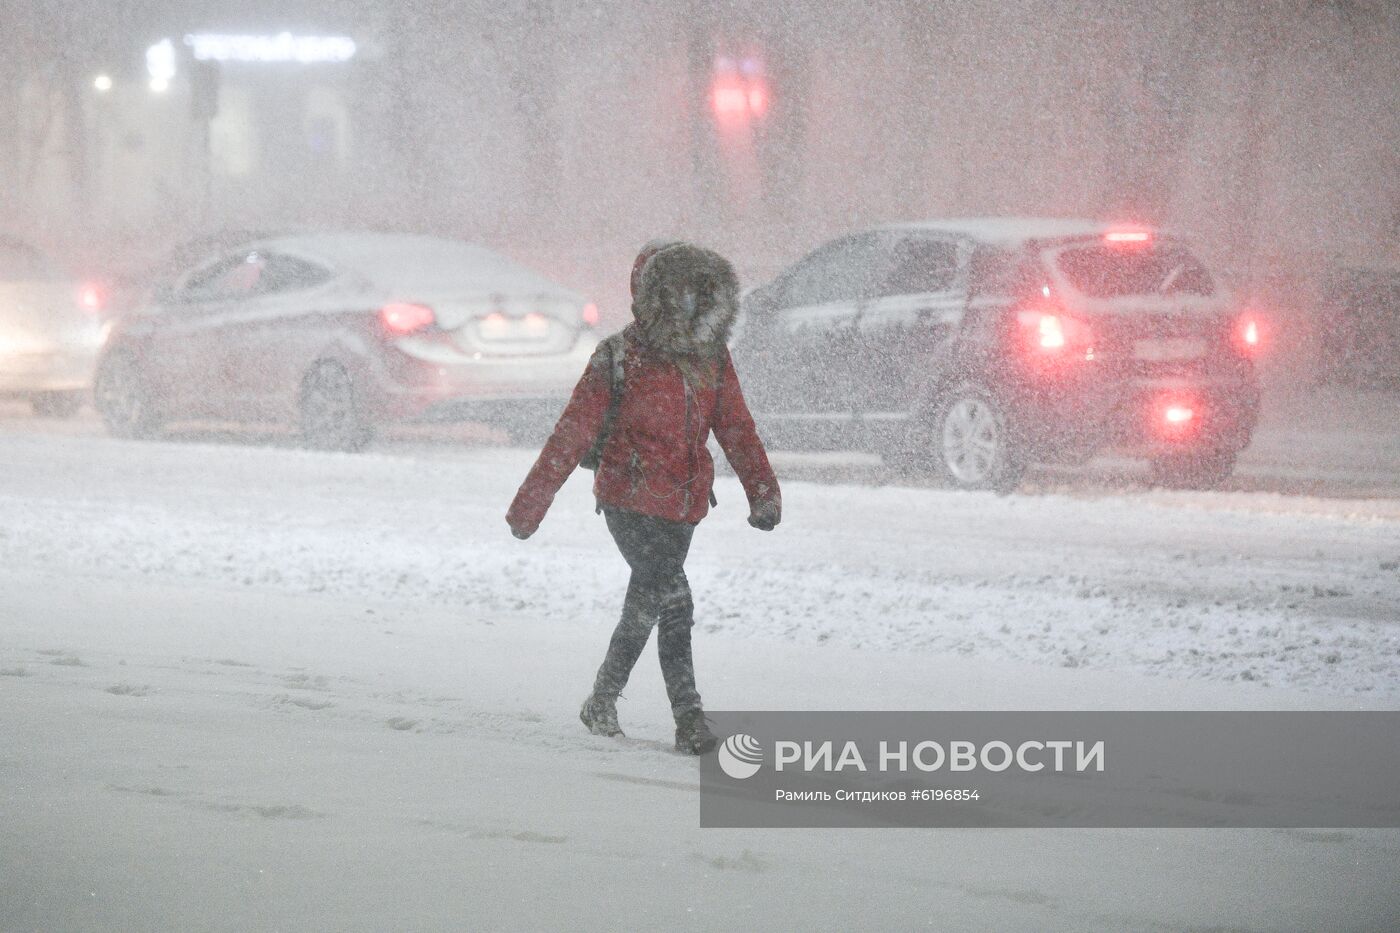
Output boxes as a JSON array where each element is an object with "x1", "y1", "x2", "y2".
[{"x1": 506, "y1": 241, "x2": 781, "y2": 754}]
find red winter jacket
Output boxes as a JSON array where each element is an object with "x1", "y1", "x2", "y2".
[{"x1": 506, "y1": 326, "x2": 779, "y2": 534}]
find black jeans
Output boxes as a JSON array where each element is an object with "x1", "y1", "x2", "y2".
[{"x1": 592, "y1": 507, "x2": 701, "y2": 717}]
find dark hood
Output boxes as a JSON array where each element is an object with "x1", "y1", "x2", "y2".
[{"x1": 630, "y1": 242, "x2": 740, "y2": 359}]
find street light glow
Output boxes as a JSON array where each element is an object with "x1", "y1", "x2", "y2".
[{"x1": 93, "y1": 74, "x2": 113, "y2": 92}]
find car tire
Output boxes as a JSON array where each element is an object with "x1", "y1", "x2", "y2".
[
  {"x1": 300, "y1": 360, "x2": 374, "y2": 452},
  {"x1": 94, "y1": 353, "x2": 163, "y2": 439},
  {"x1": 31, "y1": 391, "x2": 83, "y2": 419},
  {"x1": 1149, "y1": 448, "x2": 1238, "y2": 490},
  {"x1": 924, "y1": 382, "x2": 1027, "y2": 493}
]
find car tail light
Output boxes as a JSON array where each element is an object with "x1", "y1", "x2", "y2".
[
  {"x1": 582, "y1": 302, "x2": 600, "y2": 328},
  {"x1": 1016, "y1": 308, "x2": 1094, "y2": 358},
  {"x1": 1104, "y1": 228, "x2": 1151, "y2": 245},
  {"x1": 1155, "y1": 395, "x2": 1200, "y2": 439},
  {"x1": 78, "y1": 282, "x2": 106, "y2": 313},
  {"x1": 1036, "y1": 314, "x2": 1066, "y2": 349},
  {"x1": 1234, "y1": 314, "x2": 1263, "y2": 355},
  {"x1": 380, "y1": 302, "x2": 436, "y2": 335}
]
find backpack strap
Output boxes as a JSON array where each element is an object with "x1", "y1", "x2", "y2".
[
  {"x1": 707, "y1": 354, "x2": 728, "y2": 508},
  {"x1": 582, "y1": 334, "x2": 626, "y2": 480},
  {"x1": 609, "y1": 334, "x2": 626, "y2": 396}
]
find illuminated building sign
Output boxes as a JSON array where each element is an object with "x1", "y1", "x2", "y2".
[
  {"x1": 147, "y1": 38, "x2": 176, "y2": 91},
  {"x1": 184, "y1": 33, "x2": 357, "y2": 64}
]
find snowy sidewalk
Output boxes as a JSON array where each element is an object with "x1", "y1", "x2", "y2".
[{"x1": 3, "y1": 572, "x2": 1398, "y2": 932}]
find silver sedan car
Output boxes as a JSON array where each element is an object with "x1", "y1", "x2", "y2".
[{"x1": 96, "y1": 232, "x2": 598, "y2": 449}]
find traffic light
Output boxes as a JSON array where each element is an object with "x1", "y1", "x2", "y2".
[{"x1": 710, "y1": 55, "x2": 770, "y2": 124}]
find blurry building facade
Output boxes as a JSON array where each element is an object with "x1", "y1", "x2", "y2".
[{"x1": 1, "y1": 0, "x2": 1396, "y2": 309}]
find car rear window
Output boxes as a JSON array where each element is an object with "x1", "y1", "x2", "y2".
[
  {"x1": 1055, "y1": 243, "x2": 1215, "y2": 298},
  {"x1": 0, "y1": 241, "x2": 59, "y2": 280},
  {"x1": 967, "y1": 246, "x2": 1034, "y2": 298}
]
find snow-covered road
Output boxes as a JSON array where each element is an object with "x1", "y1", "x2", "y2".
[
  {"x1": 2, "y1": 429, "x2": 1397, "y2": 696},
  {"x1": 2, "y1": 421, "x2": 1399, "y2": 930}
]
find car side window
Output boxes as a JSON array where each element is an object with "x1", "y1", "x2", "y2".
[
  {"x1": 255, "y1": 254, "x2": 332, "y2": 295},
  {"x1": 780, "y1": 248, "x2": 834, "y2": 308},
  {"x1": 179, "y1": 251, "x2": 265, "y2": 303},
  {"x1": 784, "y1": 235, "x2": 886, "y2": 307},
  {"x1": 1055, "y1": 244, "x2": 1216, "y2": 298},
  {"x1": 879, "y1": 237, "x2": 958, "y2": 296}
]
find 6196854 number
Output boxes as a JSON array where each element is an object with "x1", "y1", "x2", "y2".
[{"x1": 910, "y1": 789, "x2": 980, "y2": 802}]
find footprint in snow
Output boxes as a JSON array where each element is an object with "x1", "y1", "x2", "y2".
[
  {"x1": 280, "y1": 672, "x2": 331, "y2": 690},
  {"x1": 271, "y1": 693, "x2": 334, "y2": 711},
  {"x1": 412, "y1": 819, "x2": 566, "y2": 844},
  {"x1": 693, "y1": 850, "x2": 766, "y2": 873},
  {"x1": 196, "y1": 801, "x2": 326, "y2": 820},
  {"x1": 108, "y1": 784, "x2": 180, "y2": 797}
]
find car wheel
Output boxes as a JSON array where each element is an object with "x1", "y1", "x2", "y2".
[
  {"x1": 1149, "y1": 448, "x2": 1238, "y2": 490},
  {"x1": 300, "y1": 360, "x2": 373, "y2": 452},
  {"x1": 928, "y1": 383, "x2": 1027, "y2": 493},
  {"x1": 94, "y1": 354, "x2": 162, "y2": 439},
  {"x1": 31, "y1": 391, "x2": 83, "y2": 419}
]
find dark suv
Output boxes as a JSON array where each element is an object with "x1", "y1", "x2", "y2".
[{"x1": 732, "y1": 218, "x2": 1262, "y2": 491}]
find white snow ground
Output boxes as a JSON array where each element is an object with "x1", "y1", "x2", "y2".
[{"x1": 2, "y1": 422, "x2": 1399, "y2": 930}]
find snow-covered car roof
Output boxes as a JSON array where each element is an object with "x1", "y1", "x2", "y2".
[
  {"x1": 252, "y1": 231, "x2": 582, "y2": 301},
  {"x1": 878, "y1": 217, "x2": 1151, "y2": 247}
]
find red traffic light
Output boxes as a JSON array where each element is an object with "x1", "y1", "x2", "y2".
[{"x1": 710, "y1": 56, "x2": 770, "y2": 122}]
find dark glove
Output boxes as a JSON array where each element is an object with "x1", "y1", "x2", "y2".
[{"x1": 747, "y1": 498, "x2": 781, "y2": 531}]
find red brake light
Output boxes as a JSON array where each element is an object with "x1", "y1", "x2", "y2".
[
  {"x1": 582, "y1": 302, "x2": 599, "y2": 327},
  {"x1": 710, "y1": 58, "x2": 771, "y2": 123},
  {"x1": 1155, "y1": 395, "x2": 1200, "y2": 439},
  {"x1": 712, "y1": 83, "x2": 748, "y2": 117},
  {"x1": 1016, "y1": 308, "x2": 1093, "y2": 357},
  {"x1": 1037, "y1": 314, "x2": 1066, "y2": 349},
  {"x1": 78, "y1": 283, "x2": 105, "y2": 312},
  {"x1": 1234, "y1": 314, "x2": 1263, "y2": 355},
  {"x1": 1104, "y1": 229, "x2": 1151, "y2": 245},
  {"x1": 380, "y1": 302, "x2": 436, "y2": 335},
  {"x1": 1242, "y1": 317, "x2": 1260, "y2": 347}
]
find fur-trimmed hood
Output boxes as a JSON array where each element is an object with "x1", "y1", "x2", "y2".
[{"x1": 630, "y1": 242, "x2": 739, "y2": 359}]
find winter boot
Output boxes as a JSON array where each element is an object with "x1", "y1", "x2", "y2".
[
  {"x1": 579, "y1": 694, "x2": 623, "y2": 738},
  {"x1": 673, "y1": 708, "x2": 718, "y2": 755}
]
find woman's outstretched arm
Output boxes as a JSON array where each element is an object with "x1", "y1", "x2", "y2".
[{"x1": 506, "y1": 353, "x2": 611, "y2": 538}]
